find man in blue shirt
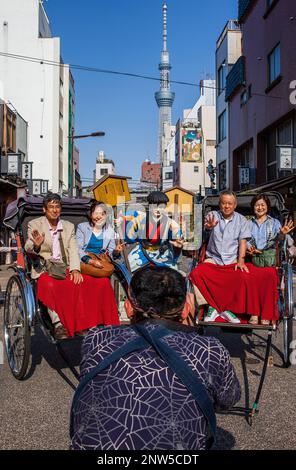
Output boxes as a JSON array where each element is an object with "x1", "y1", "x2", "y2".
[
  {"x1": 205, "y1": 191, "x2": 251, "y2": 269},
  {"x1": 194, "y1": 190, "x2": 251, "y2": 323}
]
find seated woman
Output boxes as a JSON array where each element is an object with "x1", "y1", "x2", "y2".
[
  {"x1": 247, "y1": 193, "x2": 294, "y2": 324},
  {"x1": 25, "y1": 194, "x2": 119, "y2": 340},
  {"x1": 76, "y1": 200, "x2": 118, "y2": 274}
]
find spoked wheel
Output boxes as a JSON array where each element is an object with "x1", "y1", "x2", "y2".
[
  {"x1": 4, "y1": 275, "x2": 31, "y2": 379},
  {"x1": 282, "y1": 263, "x2": 294, "y2": 368}
]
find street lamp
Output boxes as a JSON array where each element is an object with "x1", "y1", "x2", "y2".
[{"x1": 69, "y1": 128, "x2": 105, "y2": 197}]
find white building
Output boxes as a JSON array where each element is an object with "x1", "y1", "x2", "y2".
[
  {"x1": 174, "y1": 80, "x2": 216, "y2": 194},
  {"x1": 215, "y1": 20, "x2": 242, "y2": 190},
  {"x1": 162, "y1": 122, "x2": 175, "y2": 190},
  {"x1": 0, "y1": 0, "x2": 75, "y2": 192},
  {"x1": 95, "y1": 151, "x2": 115, "y2": 181}
]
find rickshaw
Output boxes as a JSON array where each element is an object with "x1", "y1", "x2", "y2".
[
  {"x1": 3, "y1": 192, "x2": 294, "y2": 426},
  {"x1": 189, "y1": 191, "x2": 294, "y2": 422},
  {"x1": 2, "y1": 195, "x2": 185, "y2": 381},
  {"x1": 3, "y1": 196, "x2": 186, "y2": 380},
  {"x1": 2, "y1": 196, "x2": 95, "y2": 381}
]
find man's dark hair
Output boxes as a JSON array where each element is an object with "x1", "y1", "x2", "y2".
[
  {"x1": 251, "y1": 193, "x2": 271, "y2": 214},
  {"x1": 129, "y1": 266, "x2": 186, "y2": 323},
  {"x1": 147, "y1": 191, "x2": 169, "y2": 205},
  {"x1": 43, "y1": 193, "x2": 61, "y2": 208}
]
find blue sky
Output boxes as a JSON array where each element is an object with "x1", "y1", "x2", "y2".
[{"x1": 44, "y1": 0, "x2": 238, "y2": 184}]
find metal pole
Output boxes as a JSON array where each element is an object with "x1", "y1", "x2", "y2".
[{"x1": 70, "y1": 127, "x2": 74, "y2": 198}]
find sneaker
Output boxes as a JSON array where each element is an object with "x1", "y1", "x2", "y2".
[
  {"x1": 204, "y1": 306, "x2": 219, "y2": 322},
  {"x1": 220, "y1": 310, "x2": 241, "y2": 324},
  {"x1": 54, "y1": 324, "x2": 69, "y2": 340}
]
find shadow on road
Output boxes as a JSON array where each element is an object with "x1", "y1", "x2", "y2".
[
  {"x1": 212, "y1": 427, "x2": 236, "y2": 450},
  {"x1": 24, "y1": 325, "x2": 82, "y2": 390}
]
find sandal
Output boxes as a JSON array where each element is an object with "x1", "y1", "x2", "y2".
[{"x1": 249, "y1": 315, "x2": 259, "y2": 325}]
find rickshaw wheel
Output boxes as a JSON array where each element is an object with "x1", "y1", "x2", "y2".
[
  {"x1": 3, "y1": 275, "x2": 31, "y2": 380},
  {"x1": 282, "y1": 263, "x2": 293, "y2": 368}
]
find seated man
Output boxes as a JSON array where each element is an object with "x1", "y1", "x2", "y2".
[
  {"x1": 25, "y1": 193, "x2": 119, "y2": 340},
  {"x1": 70, "y1": 266, "x2": 241, "y2": 450},
  {"x1": 190, "y1": 190, "x2": 279, "y2": 324}
]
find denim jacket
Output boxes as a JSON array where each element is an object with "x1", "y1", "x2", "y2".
[{"x1": 76, "y1": 222, "x2": 117, "y2": 260}]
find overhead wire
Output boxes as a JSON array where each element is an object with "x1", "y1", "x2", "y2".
[{"x1": 0, "y1": 51, "x2": 287, "y2": 100}]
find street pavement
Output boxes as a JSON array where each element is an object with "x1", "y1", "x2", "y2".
[{"x1": 0, "y1": 264, "x2": 295, "y2": 450}]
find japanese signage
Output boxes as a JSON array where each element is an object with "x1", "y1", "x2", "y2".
[
  {"x1": 239, "y1": 166, "x2": 250, "y2": 185},
  {"x1": 280, "y1": 148, "x2": 292, "y2": 170}
]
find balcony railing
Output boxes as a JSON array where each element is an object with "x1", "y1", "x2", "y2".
[
  {"x1": 216, "y1": 20, "x2": 241, "y2": 50},
  {"x1": 225, "y1": 56, "x2": 246, "y2": 101},
  {"x1": 181, "y1": 118, "x2": 199, "y2": 128}
]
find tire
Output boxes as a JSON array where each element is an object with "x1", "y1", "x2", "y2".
[
  {"x1": 283, "y1": 317, "x2": 293, "y2": 368},
  {"x1": 282, "y1": 263, "x2": 294, "y2": 368},
  {"x1": 3, "y1": 275, "x2": 31, "y2": 379}
]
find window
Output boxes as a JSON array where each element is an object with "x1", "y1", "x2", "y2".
[
  {"x1": 218, "y1": 161, "x2": 227, "y2": 191},
  {"x1": 100, "y1": 168, "x2": 108, "y2": 176},
  {"x1": 277, "y1": 119, "x2": 293, "y2": 146},
  {"x1": 218, "y1": 61, "x2": 227, "y2": 95},
  {"x1": 5, "y1": 107, "x2": 16, "y2": 152},
  {"x1": 266, "y1": 129, "x2": 277, "y2": 180},
  {"x1": 264, "y1": 0, "x2": 279, "y2": 18},
  {"x1": 268, "y1": 43, "x2": 281, "y2": 85},
  {"x1": 218, "y1": 110, "x2": 227, "y2": 142},
  {"x1": 165, "y1": 172, "x2": 173, "y2": 179},
  {"x1": 194, "y1": 166, "x2": 199, "y2": 173}
]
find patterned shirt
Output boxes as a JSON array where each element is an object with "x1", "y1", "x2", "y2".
[
  {"x1": 71, "y1": 322, "x2": 241, "y2": 450},
  {"x1": 206, "y1": 211, "x2": 251, "y2": 265},
  {"x1": 248, "y1": 216, "x2": 281, "y2": 250}
]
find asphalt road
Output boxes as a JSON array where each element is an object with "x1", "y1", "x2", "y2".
[{"x1": 0, "y1": 266, "x2": 295, "y2": 450}]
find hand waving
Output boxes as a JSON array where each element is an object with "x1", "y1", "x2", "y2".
[
  {"x1": 281, "y1": 218, "x2": 295, "y2": 235},
  {"x1": 204, "y1": 213, "x2": 218, "y2": 231},
  {"x1": 31, "y1": 230, "x2": 45, "y2": 249}
]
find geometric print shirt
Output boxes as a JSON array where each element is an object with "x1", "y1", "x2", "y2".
[{"x1": 70, "y1": 321, "x2": 241, "y2": 450}]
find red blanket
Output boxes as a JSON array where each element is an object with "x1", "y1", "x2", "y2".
[
  {"x1": 37, "y1": 272, "x2": 119, "y2": 336},
  {"x1": 189, "y1": 263, "x2": 279, "y2": 321}
]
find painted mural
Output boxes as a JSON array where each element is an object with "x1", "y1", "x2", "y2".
[{"x1": 181, "y1": 128, "x2": 202, "y2": 162}]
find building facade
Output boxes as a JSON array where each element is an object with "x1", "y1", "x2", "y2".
[
  {"x1": 161, "y1": 123, "x2": 175, "y2": 190},
  {"x1": 141, "y1": 160, "x2": 161, "y2": 187},
  {"x1": 95, "y1": 151, "x2": 115, "y2": 181},
  {"x1": 227, "y1": 0, "x2": 296, "y2": 191},
  {"x1": 174, "y1": 80, "x2": 216, "y2": 194},
  {"x1": 0, "y1": 0, "x2": 75, "y2": 192},
  {"x1": 215, "y1": 20, "x2": 242, "y2": 191}
]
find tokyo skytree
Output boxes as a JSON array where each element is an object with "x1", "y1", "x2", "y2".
[{"x1": 155, "y1": 2, "x2": 175, "y2": 164}]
